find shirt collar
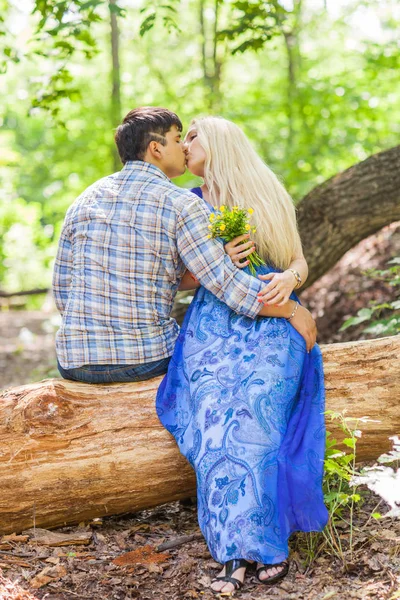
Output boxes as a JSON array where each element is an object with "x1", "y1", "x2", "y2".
[{"x1": 122, "y1": 160, "x2": 170, "y2": 182}]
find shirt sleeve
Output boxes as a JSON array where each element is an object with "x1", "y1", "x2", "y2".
[
  {"x1": 52, "y1": 222, "x2": 72, "y2": 316},
  {"x1": 176, "y1": 194, "x2": 264, "y2": 319}
]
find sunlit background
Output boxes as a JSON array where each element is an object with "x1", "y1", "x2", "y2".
[{"x1": 0, "y1": 0, "x2": 399, "y2": 295}]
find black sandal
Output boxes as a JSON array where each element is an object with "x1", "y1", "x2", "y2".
[
  {"x1": 256, "y1": 560, "x2": 289, "y2": 585},
  {"x1": 211, "y1": 558, "x2": 253, "y2": 595}
]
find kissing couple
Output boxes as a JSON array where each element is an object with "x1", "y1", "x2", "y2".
[{"x1": 53, "y1": 106, "x2": 328, "y2": 595}]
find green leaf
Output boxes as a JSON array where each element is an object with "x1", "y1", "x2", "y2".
[
  {"x1": 140, "y1": 13, "x2": 156, "y2": 36},
  {"x1": 340, "y1": 307, "x2": 373, "y2": 331},
  {"x1": 364, "y1": 319, "x2": 400, "y2": 336},
  {"x1": 76, "y1": 30, "x2": 96, "y2": 46},
  {"x1": 342, "y1": 437, "x2": 356, "y2": 449},
  {"x1": 341, "y1": 454, "x2": 356, "y2": 465},
  {"x1": 160, "y1": 4, "x2": 178, "y2": 13},
  {"x1": 324, "y1": 461, "x2": 351, "y2": 480},
  {"x1": 324, "y1": 491, "x2": 341, "y2": 502},
  {"x1": 80, "y1": 0, "x2": 103, "y2": 9},
  {"x1": 54, "y1": 40, "x2": 74, "y2": 51},
  {"x1": 109, "y1": 2, "x2": 126, "y2": 16}
]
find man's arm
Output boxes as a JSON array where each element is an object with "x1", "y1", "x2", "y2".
[
  {"x1": 52, "y1": 225, "x2": 72, "y2": 316},
  {"x1": 176, "y1": 195, "x2": 317, "y2": 350},
  {"x1": 176, "y1": 196, "x2": 264, "y2": 318}
]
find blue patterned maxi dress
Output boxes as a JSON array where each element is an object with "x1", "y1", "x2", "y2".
[{"x1": 156, "y1": 188, "x2": 328, "y2": 565}]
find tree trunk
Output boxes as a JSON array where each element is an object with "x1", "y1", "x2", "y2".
[
  {"x1": 298, "y1": 144, "x2": 400, "y2": 288},
  {"x1": 0, "y1": 335, "x2": 398, "y2": 535},
  {"x1": 199, "y1": 0, "x2": 222, "y2": 109},
  {"x1": 109, "y1": 0, "x2": 122, "y2": 172},
  {"x1": 279, "y1": 0, "x2": 302, "y2": 150}
]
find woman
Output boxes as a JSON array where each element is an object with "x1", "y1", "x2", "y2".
[{"x1": 156, "y1": 117, "x2": 328, "y2": 595}]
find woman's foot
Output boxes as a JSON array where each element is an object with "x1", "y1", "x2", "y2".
[
  {"x1": 211, "y1": 559, "x2": 254, "y2": 594},
  {"x1": 256, "y1": 560, "x2": 289, "y2": 585}
]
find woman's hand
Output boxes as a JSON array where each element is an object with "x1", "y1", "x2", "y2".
[
  {"x1": 225, "y1": 234, "x2": 255, "y2": 268},
  {"x1": 257, "y1": 270, "x2": 297, "y2": 306},
  {"x1": 289, "y1": 305, "x2": 317, "y2": 352}
]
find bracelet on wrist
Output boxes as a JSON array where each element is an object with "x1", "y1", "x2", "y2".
[
  {"x1": 287, "y1": 268, "x2": 302, "y2": 289},
  {"x1": 286, "y1": 301, "x2": 299, "y2": 321}
]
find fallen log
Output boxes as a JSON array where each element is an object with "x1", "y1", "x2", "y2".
[{"x1": 0, "y1": 335, "x2": 398, "y2": 535}]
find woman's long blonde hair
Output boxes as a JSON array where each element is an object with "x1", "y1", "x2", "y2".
[{"x1": 192, "y1": 116, "x2": 302, "y2": 270}]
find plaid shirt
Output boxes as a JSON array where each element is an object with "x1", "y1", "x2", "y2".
[{"x1": 53, "y1": 161, "x2": 264, "y2": 369}]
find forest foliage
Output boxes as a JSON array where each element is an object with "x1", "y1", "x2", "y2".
[{"x1": 0, "y1": 0, "x2": 399, "y2": 294}]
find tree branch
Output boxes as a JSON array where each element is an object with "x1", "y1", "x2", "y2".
[{"x1": 298, "y1": 144, "x2": 400, "y2": 289}]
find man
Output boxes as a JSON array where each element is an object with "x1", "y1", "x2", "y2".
[{"x1": 53, "y1": 107, "x2": 316, "y2": 383}]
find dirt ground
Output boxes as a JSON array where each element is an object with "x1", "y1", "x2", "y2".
[{"x1": 0, "y1": 224, "x2": 399, "y2": 599}]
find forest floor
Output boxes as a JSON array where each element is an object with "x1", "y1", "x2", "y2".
[
  {"x1": 0, "y1": 223, "x2": 399, "y2": 599},
  {"x1": 0, "y1": 491, "x2": 399, "y2": 600}
]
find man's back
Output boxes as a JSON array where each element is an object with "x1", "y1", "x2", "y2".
[{"x1": 53, "y1": 161, "x2": 191, "y2": 369}]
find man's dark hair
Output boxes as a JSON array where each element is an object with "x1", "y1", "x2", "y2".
[{"x1": 114, "y1": 107, "x2": 183, "y2": 164}]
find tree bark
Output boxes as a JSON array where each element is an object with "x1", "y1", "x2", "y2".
[
  {"x1": 298, "y1": 144, "x2": 400, "y2": 289},
  {"x1": 0, "y1": 335, "x2": 398, "y2": 535}
]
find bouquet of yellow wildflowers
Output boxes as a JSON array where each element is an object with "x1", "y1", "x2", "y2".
[{"x1": 207, "y1": 205, "x2": 265, "y2": 275}]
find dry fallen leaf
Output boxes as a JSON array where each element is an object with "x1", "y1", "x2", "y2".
[
  {"x1": 184, "y1": 590, "x2": 199, "y2": 598},
  {"x1": 365, "y1": 555, "x2": 382, "y2": 572},
  {"x1": 1, "y1": 570, "x2": 41, "y2": 599},
  {"x1": 162, "y1": 566, "x2": 178, "y2": 579},
  {"x1": 280, "y1": 580, "x2": 295, "y2": 591},
  {"x1": 45, "y1": 557, "x2": 60, "y2": 565},
  {"x1": 197, "y1": 575, "x2": 211, "y2": 587},
  {"x1": 133, "y1": 534, "x2": 148, "y2": 544},
  {"x1": 147, "y1": 562, "x2": 163, "y2": 574},
  {"x1": 113, "y1": 545, "x2": 170, "y2": 566},
  {"x1": 180, "y1": 559, "x2": 197, "y2": 574},
  {"x1": 114, "y1": 533, "x2": 128, "y2": 550},
  {"x1": 29, "y1": 573, "x2": 54, "y2": 590},
  {"x1": 57, "y1": 551, "x2": 95, "y2": 558},
  {"x1": 370, "y1": 542, "x2": 381, "y2": 551},
  {"x1": 129, "y1": 524, "x2": 151, "y2": 533},
  {"x1": 30, "y1": 564, "x2": 68, "y2": 588},
  {"x1": 379, "y1": 529, "x2": 398, "y2": 541}
]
